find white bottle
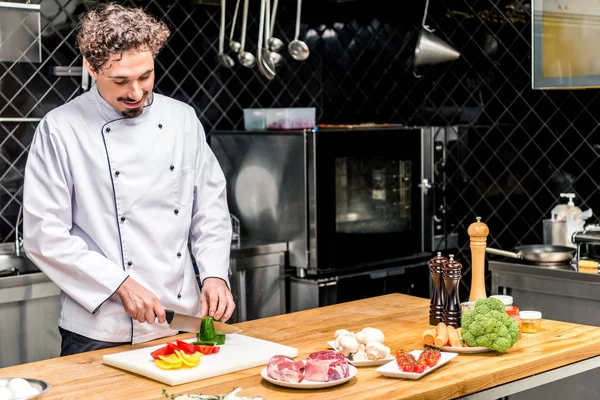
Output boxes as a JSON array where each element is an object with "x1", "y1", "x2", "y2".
[{"x1": 561, "y1": 193, "x2": 583, "y2": 248}]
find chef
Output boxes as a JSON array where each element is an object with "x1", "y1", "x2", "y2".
[{"x1": 22, "y1": 4, "x2": 235, "y2": 355}]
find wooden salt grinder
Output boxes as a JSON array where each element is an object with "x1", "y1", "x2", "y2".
[{"x1": 468, "y1": 216, "x2": 489, "y2": 302}]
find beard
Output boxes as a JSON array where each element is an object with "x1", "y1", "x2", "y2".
[{"x1": 118, "y1": 91, "x2": 149, "y2": 118}]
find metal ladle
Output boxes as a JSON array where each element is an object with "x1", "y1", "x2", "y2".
[
  {"x1": 257, "y1": 0, "x2": 275, "y2": 79},
  {"x1": 218, "y1": 0, "x2": 235, "y2": 68},
  {"x1": 268, "y1": 0, "x2": 284, "y2": 52},
  {"x1": 264, "y1": 0, "x2": 283, "y2": 66},
  {"x1": 288, "y1": 0, "x2": 309, "y2": 61},
  {"x1": 229, "y1": 0, "x2": 242, "y2": 54},
  {"x1": 237, "y1": 0, "x2": 256, "y2": 68}
]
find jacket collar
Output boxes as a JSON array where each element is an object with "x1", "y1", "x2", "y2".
[{"x1": 90, "y1": 83, "x2": 156, "y2": 124}]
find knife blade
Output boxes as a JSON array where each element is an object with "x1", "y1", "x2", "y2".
[{"x1": 165, "y1": 309, "x2": 242, "y2": 335}]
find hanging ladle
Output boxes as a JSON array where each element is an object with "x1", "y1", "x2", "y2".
[
  {"x1": 267, "y1": 0, "x2": 284, "y2": 52},
  {"x1": 264, "y1": 0, "x2": 283, "y2": 66},
  {"x1": 237, "y1": 0, "x2": 256, "y2": 68},
  {"x1": 288, "y1": 0, "x2": 309, "y2": 61},
  {"x1": 218, "y1": 0, "x2": 235, "y2": 68},
  {"x1": 257, "y1": 0, "x2": 275, "y2": 79},
  {"x1": 229, "y1": 0, "x2": 242, "y2": 53}
]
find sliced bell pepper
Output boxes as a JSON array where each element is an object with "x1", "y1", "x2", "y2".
[
  {"x1": 150, "y1": 345, "x2": 175, "y2": 360},
  {"x1": 175, "y1": 340, "x2": 197, "y2": 355},
  {"x1": 159, "y1": 353, "x2": 183, "y2": 367},
  {"x1": 175, "y1": 349, "x2": 202, "y2": 367},
  {"x1": 194, "y1": 344, "x2": 220, "y2": 355},
  {"x1": 215, "y1": 333, "x2": 226, "y2": 345},
  {"x1": 155, "y1": 359, "x2": 179, "y2": 370},
  {"x1": 166, "y1": 342, "x2": 180, "y2": 353},
  {"x1": 198, "y1": 316, "x2": 218, "y2": 343}
]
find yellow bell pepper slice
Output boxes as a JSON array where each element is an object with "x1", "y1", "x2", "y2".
[
  {"x1": 159, "y1": 353, "x2": 183, "y2": 368},
  {"x1": 155, "y1": 359, "x2": 178, "y2": 370},
  {"x1": 175, "y1": 349, "x2": 202, "y2": 367}
]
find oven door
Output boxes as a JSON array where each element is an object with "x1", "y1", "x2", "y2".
[{"x1": 307, "y1": 128, "x2": 431, "y2": 272}]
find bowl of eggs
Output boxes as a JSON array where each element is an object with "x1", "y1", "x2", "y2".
[{"x1": 0, "y1": 378, "x2": 50, "y2": 399}]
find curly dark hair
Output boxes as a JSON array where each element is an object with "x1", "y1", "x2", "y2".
[{"x1": 76, "y1": 4, "x2": 170, "y2": 72}]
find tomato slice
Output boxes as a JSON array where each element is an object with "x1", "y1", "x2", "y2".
[
  {"x1": 175, "y1": 340, "x2": 197, "y2": 355},
  {"x1": 150, "y1": 345, "x2": 174, "y2": 360}
]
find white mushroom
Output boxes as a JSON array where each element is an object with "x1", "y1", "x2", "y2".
[
  {"x1": 334, "y1": 329, "x2": 354, "y2": 339},
  {"x1": 351, "y1": 344, "x2": 369, "y2": 361},
  {"x1": 356, "y1": 327, "x2": 385, "y2": 345},
  {"x1": 365, "y1": 342, "x2": 391, "y2": 360},
  {"x1": 335, "y1": 335, "x2": 360, "y2": 357}
]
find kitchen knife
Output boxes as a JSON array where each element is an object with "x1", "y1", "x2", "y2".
[{"x1": 165, "y1": 309, "x2": 242, "y2": 335}]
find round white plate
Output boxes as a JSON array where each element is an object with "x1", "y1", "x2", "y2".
[
  {"x1": 260, "y1": 364, "x2": 357, "y2": 389},
  {"x1": 326, "y1": 341, "x2": 395, "y2": 367},
  {"x1": 427, "y1": 344, "x2": 490, "y2": 353}
]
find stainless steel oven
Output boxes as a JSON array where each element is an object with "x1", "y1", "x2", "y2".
[{"x1": 210, "y1": 126, "x2": 457, "y2": 272}]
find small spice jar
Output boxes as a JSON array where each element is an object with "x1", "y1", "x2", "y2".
[
  {"x1": 490, "y1": 295, "x2": 513, "y2": 306},
  {"x1": 520, "y1": 311, "x2": 542, "y2": 333},
  {"x1": 506, "y1": 306, "x2": 522, "y2": 338}
]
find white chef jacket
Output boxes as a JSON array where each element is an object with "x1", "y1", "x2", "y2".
[{"x1": 23, "y1": 85, "x2": 232, "y2": 344}]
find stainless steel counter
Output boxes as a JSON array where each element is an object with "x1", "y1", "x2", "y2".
[
  {"x1": 490, "y1": 259, "x2": 600, "y2": 400},
  {"x1": 0, "y1": 272, "x2": 61, "y2": 368},
  {"x1": 228, "y1": 239, "x2": 288, "y2": 324},
  {"x1": 230, "y1": 239, "x2": 287, "y2": 258}
]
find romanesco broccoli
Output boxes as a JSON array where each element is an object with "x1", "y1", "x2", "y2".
[{"x1": 460, "y1": 297, "x2": 519, "y2": 352}]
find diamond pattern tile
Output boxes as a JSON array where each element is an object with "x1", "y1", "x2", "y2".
[{"x1": 0, "y1": 0, "x2": 598, "y2": 302}]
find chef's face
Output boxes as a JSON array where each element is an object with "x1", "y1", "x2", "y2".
[{"x1": 85, "y1": 49, "x2": 155, "y2": 118}]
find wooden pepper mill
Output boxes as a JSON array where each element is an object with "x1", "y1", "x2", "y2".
[
  {"x1": 468, "y1": 216, "x2": 489, "y2": 302},
  {"x1": 442, "y1": 254, "x2": 462, "y2": 328}
]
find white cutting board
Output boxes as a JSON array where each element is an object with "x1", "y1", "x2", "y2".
[{"x1": 103, "y1": 334, "x2": 298, "y2": 386}]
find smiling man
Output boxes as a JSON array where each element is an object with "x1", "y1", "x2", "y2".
[{"x1": 22, "y1": 4, "x2": 235, "y2": 356}]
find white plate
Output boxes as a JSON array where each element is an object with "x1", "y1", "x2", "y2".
[
  {"x1": 427, "y1": 344, "x2": 490, "y2": 354},
  {"x1": 375, "y1": 350, "x2": 457, "y2": 380},
  {"x1": 326, "y1": 341, "x2": 395, "y2": 367},
  {"x1": 260, "y1": 364, "x2": 357, "y2": 389}
]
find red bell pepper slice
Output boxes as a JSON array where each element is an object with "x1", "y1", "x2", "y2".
[
  {"x1": 194, "y1": 344, "x2": 220, "y2": 355},
  {"x1": 166, "y1": 342, "x2": 179, "y2": 353},
  {"x1": 175, "y1": 340, "x2": 197, "y2": 355},
  {"x1": 150, "y1": 345, "x2": 175, "y2": 360}
]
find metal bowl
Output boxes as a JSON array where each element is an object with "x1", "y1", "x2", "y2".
[{"x1": 0, "y1": 378, "x2": 50, "y2": 399}]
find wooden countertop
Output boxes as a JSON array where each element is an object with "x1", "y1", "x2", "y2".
[{"x1": 3, "y1": 293, "x2": 600, "y2": 399}]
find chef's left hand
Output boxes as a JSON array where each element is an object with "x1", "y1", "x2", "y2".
[{"x1": 200, "y1": 278, "x2": 235, "y2": 322}]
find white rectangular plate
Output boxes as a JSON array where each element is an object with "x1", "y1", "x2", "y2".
[
  {"x1": 326, "y1": 341, "x2": 395, "y2": 367},
  {"x1": 375, "y1": 350, "x2": 458, "y2": 380}
]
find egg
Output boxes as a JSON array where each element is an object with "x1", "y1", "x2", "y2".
[
  {"x1": 6, "y1": 379, "x2": 30, "y2": 394},
  {"x1": 0, "y1": 387, "x2": 12, "y2": 400},
  {"x1": 6, "y1": 378, "x2": 40, "y2": 400},
  {"x1": 11, "y1": 386, "x2": 39, "y2": 399}
]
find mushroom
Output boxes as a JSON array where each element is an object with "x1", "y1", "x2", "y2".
[
  {"x1": 351, "y1": 344, "x2": 369, "y2": 361},
  {"x1": 365, "y1": 342, "x2": 391, "y2": 360},
  {"x1": 334, "y1": 329, "x2": 354, "y2": 339},
  {"x1": 355, "y1": 327, "x2": 385, "y2": 345},
  {"x1": 335, "y1": 334, "x2": 360, "y2": 357}
]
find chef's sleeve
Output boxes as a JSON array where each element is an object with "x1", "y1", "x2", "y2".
[
  {"x1": 22, "y1": 118, "x2": 129, "y2": 313},
  {"x1": 189, "y1": 118, "x2": 232, "y2": 288}
]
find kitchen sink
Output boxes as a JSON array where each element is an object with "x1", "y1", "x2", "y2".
[{"x1": 0, "y1": 254, "x2": 40, "y2": 276}]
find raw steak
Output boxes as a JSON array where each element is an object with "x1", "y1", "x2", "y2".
[
  {"x1": 266, "y1": 355, "x2": 305, "y2": 383},
  {"x1": 304, "y1": 350, "x2": 349, "y2": 382}
]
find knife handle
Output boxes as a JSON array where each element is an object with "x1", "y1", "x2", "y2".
[{"x1": 165, "y1": 309, "x2": 174, "y2": 324}]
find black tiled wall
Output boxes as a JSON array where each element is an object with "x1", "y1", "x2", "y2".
[{"x1": 1, "y1": 0, "x2": 598, "y2": 296}]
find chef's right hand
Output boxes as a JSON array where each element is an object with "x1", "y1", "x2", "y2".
[{"x1": 115, "y1": 277, "x2": 166, "y2": 324}]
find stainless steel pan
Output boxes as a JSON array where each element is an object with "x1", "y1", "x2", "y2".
[{"x1": 486, "y1": 244, "x2": 576, "y2": 263}]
